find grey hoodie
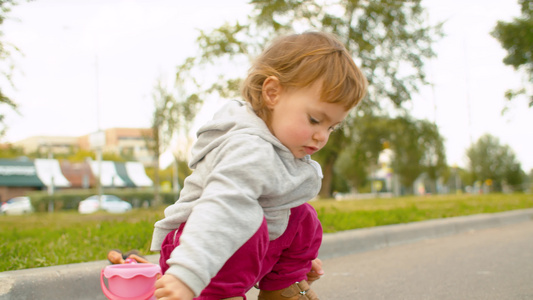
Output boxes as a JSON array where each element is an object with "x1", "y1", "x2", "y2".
[{"x1": 150, "y1": 99, "x2": 323, "y2": 296}]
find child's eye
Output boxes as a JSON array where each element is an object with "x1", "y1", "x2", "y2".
[{"x1": 309, "y1": 116, "x2": 320, "y2": 125}]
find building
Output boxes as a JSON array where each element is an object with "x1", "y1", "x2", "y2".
[
  {"x1": 0, "y1": 128, "x2": 155, "y2": 200},
  {"x1": 0, "y1": 158, "x2": 153, "y2": 201},
  {"x1": 12, "y1": 136, "x2": 79, "y2": 156},
  {"x1": 0, "y1": 158, "x2": 70, "y2": 201},
  {"x1": 60, "y1": 160, "x2": 153, "y2": 189},
  {"x1": 79, "y1": 128, "x2": 153, "y2": 166},
  {"x1": 13, "y1": 127, "x2": 154, "y2": 166}
]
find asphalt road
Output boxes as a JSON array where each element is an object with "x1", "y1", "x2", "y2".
[{"x1": 248, "y1": 220, "x2": 533, "y2": 300}]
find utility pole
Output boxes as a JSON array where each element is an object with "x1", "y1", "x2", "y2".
[{"x1": 95, "y1": 54, "x2": 103, "y2": 206}]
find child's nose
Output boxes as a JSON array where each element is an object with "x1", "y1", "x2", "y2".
[{"x1": 313, "y1": 128, "x2": 329, "y2": 144}]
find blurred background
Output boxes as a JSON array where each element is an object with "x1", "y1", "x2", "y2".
[{"x1": 0, "y1": 0, "x2": 531, "y2": 211}]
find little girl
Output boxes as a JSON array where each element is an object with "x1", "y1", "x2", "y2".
[{"x1": 151, "y1": 31, "x2": 367, "y2": 300}]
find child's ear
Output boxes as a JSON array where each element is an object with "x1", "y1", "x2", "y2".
[{"x1": 262, "y1": 76, "x2": 281, "y2": 109}]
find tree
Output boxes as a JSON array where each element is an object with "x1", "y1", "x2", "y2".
[
  {"x1": 388, "y1": 116, "x2": 446, "y2": 194},
  {"x1": 466, "y1": 134, "x2": 524, "y2": 192},
  {"x1": 336, "y1": 113, "x2": 446, "y2": 195},
  {"x1": 334, "y1": 113, "x2": 392, "y2": 191},
  {"x1": 527, "y1": 169, "x2": 533, "y2": 193},
  {"x1": 0, "y1": 143, "x2": 23, "y2": 158},
  {"x1": 492, "y1": 0, "x2": 533, "y2": 108},
  {"x1": 0, "y1": 0, "x2": 21, "y2": 137},
  {"x1": 147, "y1": 74, "x2": 203, "y2": 206},
  {"x1": 178, "y1": 0, "x2": 442, "y2": 197},
  {"x1": 66, "y1": 149, "x2": 96, "y2": 162},
  {"x1": 148, "y1": 81, "x2": 177, "y2": 207},
  {"x1": 101, "y1": 152, "x2": 127, "y2": 162}
]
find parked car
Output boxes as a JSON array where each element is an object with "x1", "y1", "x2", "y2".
[
  {"x1": 1, "y1": 197, "x2": 34, "y2": 215},
  {"x1": 78, "y1": 195, "x2": 132, "y2": 214}
]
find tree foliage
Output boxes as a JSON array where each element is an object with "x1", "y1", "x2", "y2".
[
  {"x1": 252, "y1": 0, "x2": 442, "y2": 107},
  {"x1": 335, "y1": 113, "x2": 446, "y2": 194},
  {"x1": 492, "y1": 0, "x2": 533, "y2": 108},
  {"x1": 65, "y1": 149, "x2": 96, "y2": 162},
  {"x1": 0, "y1": 143, "x2": 23, "y2": 158},
  {"x1": 147, "y1": 74, "x2": 204, "y2": 206},
  {"x1": 527, "y1": 169, "x2": 533, "y2": 193},
  {"x1": 389, "y1": 116, "x2": 446, "y2": 193},
  {"x1": 466, "y1": 134, "x2": 524, "y2": 192},
  {"x1": 0, "y1": 0, "x2": 20, "y2": 137},
  {"x1": 148, "y1": 81, "x2": 177, "y2": 206},
  {"x1": 334, "y1": 113, "x2": 391, "y2": 190},
  {"x1": 179, "y1": 0, "x2": 442, "y2": 196}
]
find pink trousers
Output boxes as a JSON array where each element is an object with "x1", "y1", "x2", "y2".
[{"x1": 159, "y1": 203, "x2": 323, "y2": 300}]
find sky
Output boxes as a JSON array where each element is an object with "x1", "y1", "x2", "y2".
[{"x1": 1, "y1": 0, "x2": 531, "y2": 171}]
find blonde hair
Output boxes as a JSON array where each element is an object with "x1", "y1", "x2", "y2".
[{"x1": 242, "y1": 31, "x2": 368, "y2": 123}]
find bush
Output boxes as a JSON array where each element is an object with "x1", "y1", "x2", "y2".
[{"x1": 27, "y1": 189, "x2": 179, "y2": 212}]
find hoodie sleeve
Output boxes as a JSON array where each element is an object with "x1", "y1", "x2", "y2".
[{"x1": 162, "y1": 134, "x2": 275, "y2": 296}]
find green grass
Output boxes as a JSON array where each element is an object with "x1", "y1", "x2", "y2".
[
  {"x1": 1, "y1": 193, "x2": 531, "y2": 272},
  {"x1": 314, "y1": 193, "x2": 533, "y2": 232},
  {"x1": 0, "y1": 209, "x2": 162, "y2": 272}
]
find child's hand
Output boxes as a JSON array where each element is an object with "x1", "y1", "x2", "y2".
[
  {"x1": 307, "y1": 258, "x2": 325, "y2": 284},
  {"x1": 154, "y1": 274, "x2": 194, "y2": 300}
]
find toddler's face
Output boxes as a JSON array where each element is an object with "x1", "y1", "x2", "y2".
[{"x1": 266, "y1": 80, "x2": 349, "y2": 159}]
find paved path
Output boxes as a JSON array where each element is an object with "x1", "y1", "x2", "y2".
[
  {"x1": 244, "y1": 221, "x2": 533, "y2": 300},
  {"x1": 289, "y1": 220, "x2": 533, "y2": 300}
]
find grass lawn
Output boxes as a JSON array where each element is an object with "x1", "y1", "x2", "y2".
[{"x1": 1, "y1": 193, "x2": 531, "y2": 272}]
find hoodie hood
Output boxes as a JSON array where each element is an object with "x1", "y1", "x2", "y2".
[{"x1": 189, "y1": 100, "x2": 292, "y2": 169}]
